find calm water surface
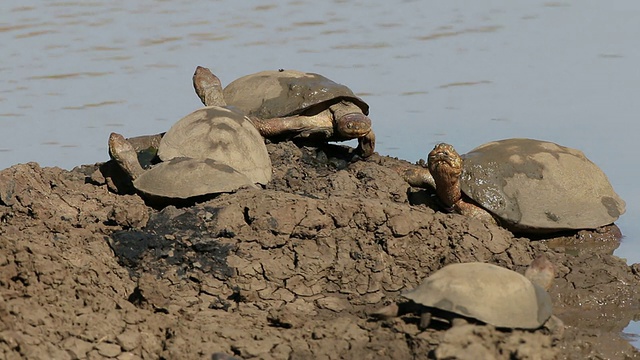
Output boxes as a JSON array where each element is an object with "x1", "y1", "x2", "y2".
[{"x1": 2, "y1": 0, "x2": 639, "y2": 346}]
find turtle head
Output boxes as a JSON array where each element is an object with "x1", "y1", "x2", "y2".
[
  {"x1": 335, "y1": 112, "x2": 372, "y2": 137},
  {"x1": 108, "y1": 132, "x2": 145, "y2": 180},
  {"x1": 330, "y1": 101, "x2": 372, "y2": 137},
  {"x1": 428, "y1": 143, "x2": 464, "y2": 208},
  {"x1": 428, "y1": 143, "x2": 463, "y2": 177},
  {"x1": 193, "y1": 66, "x2": 227, "y2": 107},
  {"x1": 524, "y1": 255, "x2": 555, "y2": 291}
]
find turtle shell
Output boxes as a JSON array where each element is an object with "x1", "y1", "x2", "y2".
[
  {"x1": 460, "y1": 138, "x2": 625, "y2": 232},
  {"x1": 157, "y1": 106, "x2": 271, "y2": 185},
  {"x1": 403, "y1": 262, "x2": 552, "y2": 329},
  {"x1": 133, "y1": 157, "x2": 256, "y2": 200},
  {"x1": 222, "y1": 70, "x2": 369, "y2": 119}
]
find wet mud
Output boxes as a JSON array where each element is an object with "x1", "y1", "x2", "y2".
[{"x1": 1, "y1": 141, "x2": 638, "y2": 359}]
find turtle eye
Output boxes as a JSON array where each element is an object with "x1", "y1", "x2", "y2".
[{"x1": 347, "y1": 123, "x2": 353, "y2": 129}]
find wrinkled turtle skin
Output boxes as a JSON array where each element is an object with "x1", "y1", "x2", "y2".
[
  {"x1": 373, "y1": 256, "x2": 557, "y2": 331},
  {"x1": 425, "y1": 138, "x2": 626, "y2": 233},
  {"x1": 193, "y1": 66, "x2": 376, "y2": 157}
]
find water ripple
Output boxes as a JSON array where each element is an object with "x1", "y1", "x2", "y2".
[{"x1": 416, "y1": 25, "x2": 502, "y2": 41}]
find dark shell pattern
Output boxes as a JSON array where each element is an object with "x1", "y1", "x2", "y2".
[
  {"x1": 460, "y1": 138, "x2": 626, "y2": 231},
  {"x1": 222, "y1": 70, "x2": 369, "y2": 119}
]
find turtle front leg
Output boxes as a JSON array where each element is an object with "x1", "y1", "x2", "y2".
[
  {"x1": 357, "y1": 129, "x2": 376, "y2": 158},
  {"x1": 394, "y1": 163, "x2": 435, "y2": 189},
  {"x1": 249, "y1": 114, "x2": 333, "y2": 139},
  {"x1": 454, "y1": 200, "x2": 498, "y2": 225}
]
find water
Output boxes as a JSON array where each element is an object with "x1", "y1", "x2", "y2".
[{"x1": 1, "y1": 0, "x2": 639, "y2": 346}]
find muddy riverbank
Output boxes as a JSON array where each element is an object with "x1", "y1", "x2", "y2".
[{"x1": 0, "y1": 141, "x2": 638, "y2": 359}]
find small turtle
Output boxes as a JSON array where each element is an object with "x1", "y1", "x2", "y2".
[
  {"x1": 108, "y1": 131, "x2": 258, "y2": 203},
  {"x1": 107, "y1": 68, "x2": 272, "y2": 203},
  {"x1": 193, "y1": 66, "x2": 376, "y2": 157},
  {"x1": 373, "y1": 256, "x2": 559, "y2": 331},
  {"x1": 157, "y1": 106, "x2": 272, "y2": 185},
  {"x1": 161, "y1": 70, "x2": 271, "y2": 185},
  {"x1": 405, "y1": 138, "x2": 625, "y2": 233}
]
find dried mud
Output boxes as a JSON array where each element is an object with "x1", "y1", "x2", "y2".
[{"x1": 1, "y1": 141, "x2": 639, "y2": 359}]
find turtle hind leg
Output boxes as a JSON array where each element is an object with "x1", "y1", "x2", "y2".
[{"x1": 248, "y1": 114, "x2": 332, "y2": 139}]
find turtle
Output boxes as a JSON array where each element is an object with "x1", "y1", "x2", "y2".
[
  {"x1": 157, "y1": 106, "x2": 272, "y2": 185},
  {"x1": 160, "y1": 70, "x2": 271, "y2": 185},
  {"x1": 405, "y1": 138, "x2": 626, "y2": 233},
  {"x1": 193, "y1": 66, "x2": 376, "y2": 158},
  {"x1": 108, "y1": 132, "x2": 258, "y2": 203},
  {"x1": 372, "y1": 256, "x2": 560, "y2": 331},
  {"x1": 106, "y1": 67, "x2": 272, "y2": 203}
]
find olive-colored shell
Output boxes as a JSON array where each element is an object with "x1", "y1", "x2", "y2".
[
  {"x1": 157, "y1": 106, "x2": 271, "y2": 185},
  {"x1": 222, "y1": 70, "x2": 369, "y2": 119},
  {"x1": 403, "y1": 262, "x2": 552, "y2": 329},
  {"x1": 460, "y1": 138, "x2": 625, "y2": 232},
  {"x1": 133, "y1": 157, "x2": 256, "y2": 199}
]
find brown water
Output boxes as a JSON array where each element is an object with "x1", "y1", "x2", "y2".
[{"x1": 2, "y1": 0, "x2": 639, "y2": 345}]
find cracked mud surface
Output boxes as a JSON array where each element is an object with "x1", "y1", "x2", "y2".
[{"x1": 1, "y1": 141, "x2": 639, "y2": 359}]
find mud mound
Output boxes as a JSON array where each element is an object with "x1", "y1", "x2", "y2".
[{"x1": 1, "y1": 142, "x2": 639, "y2": 359}]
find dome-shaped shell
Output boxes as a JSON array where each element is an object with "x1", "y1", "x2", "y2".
[
  {"x1": 157, "y1": 106, "x2": 271, "y2": 185},
  {"x1": 460, "y1": 138, "x2": 625, "y2": 232},
  {"x1": 133, "y1": 157, "x2": 256, "y2": 199},
  {"x1": 222, "y1": 70, "x2": 369, "y2": 119},
  {"x1": 403, "y1": 262, "x2": 552, "y2": 329}
]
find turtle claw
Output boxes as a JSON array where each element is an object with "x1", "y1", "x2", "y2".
[{"x1": 357, "y1": 130, "x2": 376, "y2": 158}]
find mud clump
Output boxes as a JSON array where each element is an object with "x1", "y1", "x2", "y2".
[{"x1": 1, "y1": 142, "x2": 639, "y2": 359}]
